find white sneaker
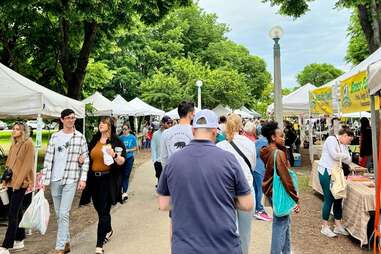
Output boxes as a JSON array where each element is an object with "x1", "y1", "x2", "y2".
[
  {"x1": 11, "y1": 240, "x2": 24, "y2": 250},
  {"x1": 122, "y1": 192, "x2": 128, "y2": 201},
  {"x1": 0, "y1": 247, "x2": 10, "y2": 254},
  {"x1": 321, "y1": 225, "x2": 337, "y2": 238},
  {"x1": 334, "y1": 226, "x2": 349, "y2": 236}
]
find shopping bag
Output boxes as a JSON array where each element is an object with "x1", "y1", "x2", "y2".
[
  {"x1": 19, "y1": 190, "x2": 50, "y2": 235},
  {"x1": 330, "y1": 159, "x2": 347, "y2": 199},
  {"x1": 272, "y1": 150, "x2": 298, "y2": 217}
]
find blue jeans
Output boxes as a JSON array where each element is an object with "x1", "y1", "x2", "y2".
[
  {"x1": 50, "y1": 181, "x2": 77, "y2": 250},
  {"x1": 253, "y1": 171, "x2": 265, "y2": 212},
  {"x1": 271, "y1": 214, "x2": 291, "y2": 254},
  {"x1": 122, "y1": 156, "x2": 134, "y2": 193},
  {"x1": 237, "y1": 205, "x2": 253, "y2": 254}
]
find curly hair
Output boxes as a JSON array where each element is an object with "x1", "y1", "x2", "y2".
[{"x1": 261, "y1": 121, "x2": 279, "y2": 143}]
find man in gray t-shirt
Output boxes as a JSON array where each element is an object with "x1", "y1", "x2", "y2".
[
  {"x1": 160, "y1": 101, "x2": 195, "y2": 167},
  {"x1": 157, "y1": 109, "x2": 253, "y2": 254}
]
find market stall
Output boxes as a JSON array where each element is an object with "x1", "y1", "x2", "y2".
[{"x1": 310, "y1": 161, "x2": 371, "y2": 246}]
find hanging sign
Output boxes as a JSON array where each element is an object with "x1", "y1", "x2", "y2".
[
  {"x1": 309, "y1": 86, "x2": 333, "y2": 114},
  {"x1": 340, "y1": 71, "x2": 378, "y2": 113}
]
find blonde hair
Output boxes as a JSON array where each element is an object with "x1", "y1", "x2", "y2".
[
  {"x1": 225, "y1": 114, "x2": 243, "y2": 142},
  {"x1": 12, "y1": 122, "x2": 29, "y2": 144},
  {"x1": 243, "y1": 121, "x2": 256, "y2": 134}
]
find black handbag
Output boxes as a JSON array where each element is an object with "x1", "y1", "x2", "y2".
[
  {"x1": 1, "y1": 140, "x2": 25, "y2": 182},
  {"x1": 1, "y1": 167, "x2": 13, "y2": 182}
]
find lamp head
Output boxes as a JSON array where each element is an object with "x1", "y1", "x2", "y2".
[
  {"x1": 269, "y1": 26, "x2": 284, "y2": 40},
  {"x1": 196, "y1": 80, "x2": 203, "y2": 87}
]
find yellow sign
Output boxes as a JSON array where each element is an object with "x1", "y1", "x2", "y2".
[
  {"x1": 309, "y1": 86, "x2": 333, "y2": 114},
  {"x1": 340, "y1": 71, "x2": 378, "y2": 113}
]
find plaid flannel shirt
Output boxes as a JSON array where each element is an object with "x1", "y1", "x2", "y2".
[{"x1": 42, "y1": 130, "x2": 89, "y2": 185}]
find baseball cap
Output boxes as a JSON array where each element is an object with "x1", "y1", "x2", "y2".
[
  {"x1": 161, "y1": 116, "x2": 172, "y2": 124},
  {"x1": 192, "y1": 109, "x2": 218, "y2": 129}
]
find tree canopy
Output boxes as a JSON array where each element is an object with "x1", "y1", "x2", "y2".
[
  {"x1": 0, "y1": 3, "x2": 271, "y2": 112},
  {"x1": 296, "y1": 63, "x2": 344, "y2": 87},
  {"x1": 265, "y1": 0, "x2": 381, "y2": 55}
]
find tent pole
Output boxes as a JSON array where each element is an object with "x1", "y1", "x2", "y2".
[{"x1": 83, "y1": 117, "x2": 86, "y2": 136}]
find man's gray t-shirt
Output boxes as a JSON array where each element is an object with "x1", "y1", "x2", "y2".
[
  {"x1": 157, "y1": 140, "x2": 251, "y2": 254},
  {"x1": 160, "y1": 124, "x2": 193, "y2": 167}
]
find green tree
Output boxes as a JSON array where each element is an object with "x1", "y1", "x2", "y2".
[
  {"x1": 141, "y1": 57, "x2": 250, "y2": 110},
  {"x1": 346, "y1": 12, "x2": 370, "y2": 65},
  {"x1": 0, "y1": 0, "x2": 191, "y2": 99},
  {"x1": 252, "y1": 83, "x2": 274, "y2": 117},
  {"x1": 296, "y1": 63, "x2": 344, "y2": 87},
  {"x1": 202, "y1": 40, "x2": 271, "y2": 99},
  {"x1": 264, "y1": 0, "x2": 381, "y2": 54}
]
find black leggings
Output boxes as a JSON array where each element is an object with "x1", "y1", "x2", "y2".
[
  {"x1": 2, "y1": 188, "x2": 26, "y2": 249},
  {"x1": 92, "y1": 175, "x2": 112, "y2": 248}
]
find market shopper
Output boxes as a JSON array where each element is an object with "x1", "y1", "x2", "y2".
[
  {"x1": 318, "y1": 127, "x2": 353, "y2": 238},
  {"x1": 253, "y1": 127, "x2": 272, "y2": 221},
  {"x1": 41, "y1": 109, "x2": 89, "y2": 254},
  {"x1": 260, "y1": 121, "x2": 300, "y2": 254},
  {"x1": 284, "y1": 121, "x2": 297, "y2": 167},
  {"x1": 359, "y1": 117, "x2": 372, "y2": 168},
  {"x1": 216, "y1": 114, "x2": 256, "y2": 254},
  {"x1": 157, "y1": 109, "x2": 253, "y2": 254},
  {"x1": 119, "y1": 123, "x2": 137, "y2": 201},
  {"x1": 87, "y1": 117, "x2": 126, "y2": 253},
  {"x1": 0, "y1": 123, "x2": 35, "y2": 254},
  {"x1": 151, "y1": 116, "x2": 172, "y2": 186},
  {"x1": 160, "y1": 101, "x2": 194, "y2": 167}
]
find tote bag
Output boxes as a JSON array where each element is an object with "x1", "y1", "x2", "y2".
[
  {"x1": 272, "y1": 150, "x2": 298, "y2": 217},
  {"x1": 330, "y1": 158, "x2": 347, "y2": 199}
]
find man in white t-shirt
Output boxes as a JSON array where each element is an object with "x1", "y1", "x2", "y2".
[
  {"x1": 42, "y1": 109, "x2": 89, "y2": 254},
  {"x1": 160, "y1": 101, "x2": 195, "y2": 167}
]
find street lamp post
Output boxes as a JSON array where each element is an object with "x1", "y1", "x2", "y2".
[
  {"x1": 269, "y1": 26, "x2": 284, "y2": 129},
  {"x1": 196, "y1": 80, "x2": 203, "y2": 109}
]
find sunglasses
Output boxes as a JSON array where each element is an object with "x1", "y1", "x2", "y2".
[{"x1": 123, "y1": 127, "x2": 129, "y2": 131}]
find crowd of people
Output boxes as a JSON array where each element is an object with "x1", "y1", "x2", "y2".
[{"x1": 0, "y1": 101, "x2": 368, "y2": 254}]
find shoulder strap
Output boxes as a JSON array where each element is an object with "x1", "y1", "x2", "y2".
[
  {"x1": 230, "y1": 141, "x2": 252, "y2": 170},
  {"x1": 273, "y1": 149, "x2": 278, "y2": 176}
]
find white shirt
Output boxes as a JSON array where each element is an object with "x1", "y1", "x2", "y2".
[
  {"x1": 217, "y1": 134, "x2": 256, "y2": 191},
  {"x1": 160, "y1": 124, "x2": 193, "y2": 167},
  {"x1": 51, "y1": 131, "x2": 74, "y2": 182},
  {"x1": 318, "y1": 136, "x2": 351, "y2": 175}
]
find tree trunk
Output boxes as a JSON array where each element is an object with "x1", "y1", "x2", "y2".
[
  {"x1": 357, "y1": 4, "x2": 381, "y2": 54},
  {"x1": 370, "y1": 0, "x2": 381, "y2": 49},
  {"x1": 61, "y1": 21, "x2": 97, "y2": 100}
]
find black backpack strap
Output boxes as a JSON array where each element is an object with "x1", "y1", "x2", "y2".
[{"x1": 230, "y1": 141, "x2": 252, "y2": 170}]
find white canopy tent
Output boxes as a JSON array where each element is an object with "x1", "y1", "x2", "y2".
[
  {"x1": 233, "y1": 109, "x2": 253, "y2": 119},
  {"x1": 317, "y1": 47, "x2": 381, "y2": 114},
  {"x1": 111, "y1": 95, "x2": 140, "y2": 116},
  {"x1": 369, "y1": 60, "x2": 381, "y2": 96},
  {"x1": 166, "y1": 108, "x2": 180, "y2": 120},
  {"x1": 0, "y1": 63, "x2": 85, "y2": 119},
  {"x1": 166, "y1": 107, "x2": 201, "y2": 120},
  {"x1": 82, "y1": 92, "x2": 113, "y2": 116},
  {"x1": 128, "y1": 97, "x2": 164, "y2": 116},
  {"x1": 212, "y1": 104, "x2": 232, "y2": 117},
  {"x1": 267, "y1": 83, "x2": 316, "y2": 115},
  {"x1": 341, "y1": 111, "x2": 371, "y2": 118},
  {"x1": 240, "y1": 106, "x2": 261, "y2": 118}
]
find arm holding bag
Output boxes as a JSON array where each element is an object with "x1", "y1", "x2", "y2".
[{"x1": 272, "y1": 150, "x2": 298, "y2": 217}]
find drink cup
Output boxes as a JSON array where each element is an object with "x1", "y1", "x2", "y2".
[
  {"x1": 0, "y1": 188, "x2": 9, "y2": 205},
  {"x1": 115, "y1": 147, "x2": 123, "y2": 156}
]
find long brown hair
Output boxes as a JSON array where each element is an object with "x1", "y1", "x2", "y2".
[
  {"x1": 12, "y1": 122, "x2": 29, "y2": 144},
  {"x1": 225, "y1": 114, "x2": 243, "y2": 142}
]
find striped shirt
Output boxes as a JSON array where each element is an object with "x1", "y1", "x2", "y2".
[{"x1": 42, "y1": 130, "x2": 89, "y2": 185}]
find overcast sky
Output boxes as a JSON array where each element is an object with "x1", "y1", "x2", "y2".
[{"x1": 197, "y1": 0, "x2": 352, "y2": 88}]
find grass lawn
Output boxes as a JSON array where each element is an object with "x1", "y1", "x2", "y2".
[{"x1": 0, "y1": 130, "x2": 56, "y2": 173}]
